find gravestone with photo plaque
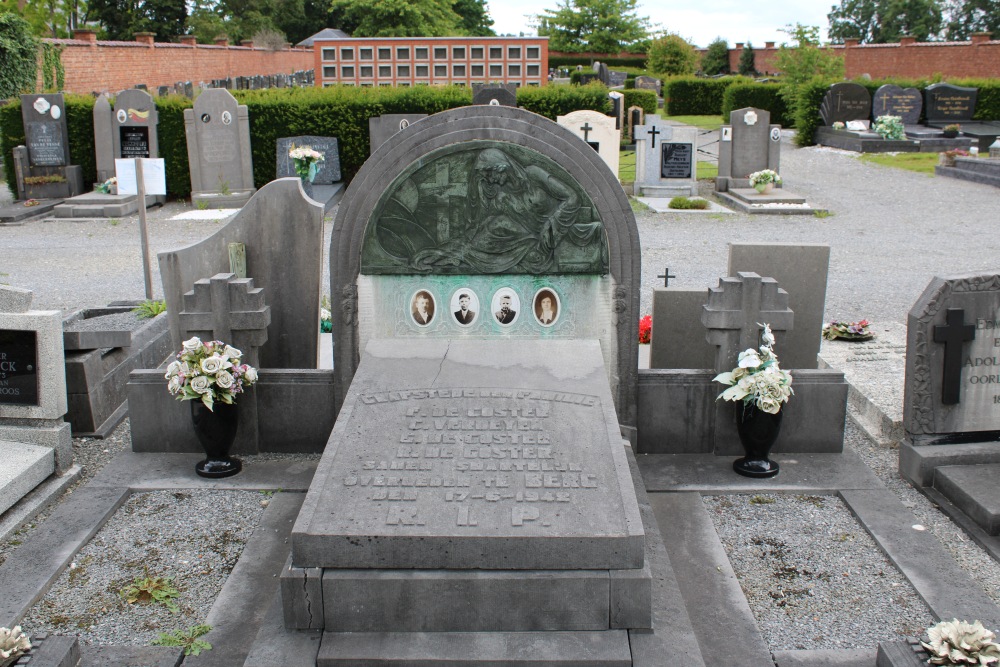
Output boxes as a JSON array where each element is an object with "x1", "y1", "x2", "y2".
[
  {"x1": 16, "y1": 94, "x2": 85, "y2": 200},
  {"x1": 716, "y1": 106, "x2": 781, "y2": 192},
  {"x1": 633, "y1": 115, "x2": 698, "y2": 197},
  {"x1": 282, "y1": 104, "x2": 659, "y2": 662},
  {"x1": 183, "y1": 88, "x2": 256, "y2": 207}
]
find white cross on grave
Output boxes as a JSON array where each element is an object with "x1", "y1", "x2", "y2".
[{"x1": 701, "y1": 272, "x2": 794, "y2": 373}]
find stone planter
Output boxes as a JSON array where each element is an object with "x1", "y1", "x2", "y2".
[{"x1": 24, "y1": 181, "x2": 70, "y2": 199}]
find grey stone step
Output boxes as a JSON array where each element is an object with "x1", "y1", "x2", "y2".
[
  {"x1": 934, "y1": 463, "x2": 1000, "y2": 534},
  {"x1": 0, "y1": 441, "x2": 54, "y2": 515},
  {"x1": 316, "y1": 630, "x2": 633, "y2": 666},
  {"x1": 727, "y1": 187, "x2": 807, "y2": 205},
  {"x1": 950, "y1": 156, "x2": 1000, "y2": 176},
  {"x1": 935, "y1": 164, "x2": 1000, "y2": 187}
]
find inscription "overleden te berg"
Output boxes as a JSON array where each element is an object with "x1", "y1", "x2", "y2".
[
  {"x1": 346, "y1": 389, "x2": 602, "y2": 530},
  {"x1": 964, "y1": 319, "x2": 1000, "y2": 400}
]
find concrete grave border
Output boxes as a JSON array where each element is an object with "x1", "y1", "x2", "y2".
[{"x1": 330, "y1": 105, "x2": 641, "y2": 435}]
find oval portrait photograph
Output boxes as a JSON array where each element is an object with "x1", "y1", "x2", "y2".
[
  {"x1": 451, "y1": 288, "x2": 479, "y2": 327},
  {"x1": 533, "y1": 288, "x2": 560, "y2": 327},
  {"x1": 491, "y1": 288, "x2": 520, "y2": 326},
  {"x1": 410, "y1": 289, "x2": 436, "y2": 327}
]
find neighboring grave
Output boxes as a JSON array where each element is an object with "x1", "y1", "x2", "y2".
[
  {"x1": 275, "y1": 135, "x2": 344, "y2": 211},
  {"x1": 183, "y1": 88, "x2": 256, "y2": 207},
  {"x1": 56, "y1": 88, "x2": 163, "y2": 218},
  {"x1": 556, "y1": 109, "x2": 621, "y2": 176},
  {"x1": 369, "y1": 114, "x2": 427, "y2": 155},
  {"x1": 872, "y1": 84, "x2": 923, "y2": 125},
  {"x1": 0, "y1": 285, "x2": 73, "y2": 515},
  {"x1": 626, "y1": 106, "x2": 645, "y2": 144},
  {"x1": 93, "y1": 94, "x2": 115, "y2": 183},
  {"x1": 16, "y1": 93, "x2": 85, "y2": 200},
  {"x1": 608, "y1": 91, "x2": 624, "y2": 130},
  {"x1": 715, "y1": 106, "x2": 781, "y2": 192},
  {"x1": 471, "y1": 83, "x2": 516, "y2": 107},
  {"x1": 634, "y1": 76, "x2": 661, "y2": 96},
  {"x1": 814, "y1": 83, "x2": 918, "y2": 153},
  {"x1": 594, "y1": 61, "x2": 610, "y2": 86},
  {"x1": 609, "y1": 70, "x2": 628, "y2": 88},
  {"x1": 633, "y1": 115, "x2": 698, "y2": 197},
  {"x1": 924, "y1": 83, "x2": 1000, "y2": 151}
]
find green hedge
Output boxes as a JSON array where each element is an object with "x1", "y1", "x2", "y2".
[
  {"x1": 621, "y1": 89, "x2": 657, "y2": 115},
  {"x1": 662, "y1": 76, "x2": 752, "y2": 115},
  {"x1": 2, "y1": 84, "x2": 614, "y2": 199},
  {"x1": 721, "y1": 83, "x2": 790, "y2": 126}
]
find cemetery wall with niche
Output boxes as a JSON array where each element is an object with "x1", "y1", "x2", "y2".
[{"x1": 37, "y1": 32, "x2": 312, "y2": 94}]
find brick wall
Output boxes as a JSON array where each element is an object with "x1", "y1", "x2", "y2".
[
  {"x1": 728, "y1": 34, "x2": 1000, "y2": 79},
  {"x1": 42, "y1": 31, "x2": 313, "y2": 94}
]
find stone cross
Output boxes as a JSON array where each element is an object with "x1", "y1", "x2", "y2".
[
  {"x1": 580, "y1": 122, "x2": 593, "y2": 142},
  {"x1": 934, "y1": 308, "x2": 976, "y2": 405},
  {"x1": 647, "y1": 125, "x2": 660, "y2": 148},
  {"x1": 657, "y1": 268, "x2": 676, "y2": 287},
  {"x1": 701, "y1": 272, "x2": 794, "y2": 373},
  {"x1": 178, "y1": 273, "x2": 270, "y2": 367}
]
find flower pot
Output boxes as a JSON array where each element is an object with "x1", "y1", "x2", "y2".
[
  {"x1": 734, "y1": 404, "x2": 781, "y2": 478},
  {"x1": 191, "y1": 401, "x2": 242, "y2": 478},
  {"x1": 939, "y1": 154, "x2": 957, "y2": 167},
  {"x1": 753, "y1": 182, "x2": 774, "y2": 194},
  {"x1": 942, "y1": 129, "x2": 959, "y2": 138}
]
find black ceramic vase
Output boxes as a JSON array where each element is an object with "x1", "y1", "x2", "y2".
[
  {"x1": 734, "y1": 404, "x2": 781, "y2": 478},
  {"x1": 191, "y1": 400, "x2": 242, "y2": 478}
]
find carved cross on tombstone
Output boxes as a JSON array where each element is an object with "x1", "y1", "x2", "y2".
[
  {"x1": 580, "y1": 122, "x2": 593, "y2": 142},
  {"x1": 417, "y1": 162, "x2": 466, "y2": 242},
  {"x1": 701, "y1": 272, "x2": 794, "y2": 373},
  {"x1": 934, "y1": 307, "x2": 975, "y2": 405},
  {"x1": 647, "y1": 125, "x2": 660, "y2": 148},
  {"x1": 178, "y1": 272, "x2": 271, "y2": 367},
  {"x1": 657, "y1": 268, "x2": 676, "y2": 287}
]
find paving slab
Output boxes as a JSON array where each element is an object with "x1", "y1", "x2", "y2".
[
  {"x1": 841, "y1": 488, "x2": 1000, "y2": 628},
  {"x1": 184, "y1": 491, "x2": 304, "y2": 667},
  {"x1": 0, "y1": 485, "x2": 130, "y2": 627},
  {"x1": 0, "y1": 441, "x2": 55, "y2": 515},
  {"x1": 82, "y1": 645, "x2": 183, "y2": 666},
  {"x1": 648, "y1": 491, "x2": 773, "y2": 667},
  {"x1": 637, "y1": 449, "x2": 883, "y2": 493},
  {"x1": 773, "y1": 649, "x2": 876, "y2": 666},
  {"x1": 89, "y1": 452, "x2": 317, "y2": 491},
  {"x1": 933, "y1": 463, "x2": 1000, "y2": 534},
  {"x1": 243, "y1": 591, "x2": 322, "y2": 667},
  {"x1": 636, "y1": 196, "x2": 734, "y2": 214},
  {"x1": 0, "y1": 464, "x2": 81, "y2": 544},
  {"x1": 0, "y1": 198, "x2": 62, "y2": 223}
]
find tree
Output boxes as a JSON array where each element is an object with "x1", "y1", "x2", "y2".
[
  {"x1": 330, "y1": 0, "x2": 463, "y2": 37},
  {"x1": 828, "y1": 0, "x2": 943, "y2": 42},
  {"x1": 0, "y1": 12, "x2": 38, "y2": 98},
  {"x1": 700, "y1": 36, "x2": 729, "y2": 75},
  {"x1": 533, "y1": 0, "x2": 652, "y2": 53},
  {"x1": 646, "y1": 33, "x2": 697, "y2": 75},
  {"x1": 943, "y1": 0, "x2": 1000, "y2": 39},
  {"x1": 773, "y1": 23, "x2": 844, "y2": 85},
  {"x1": 453, "y1": 0, "x2": 494, "y2": 35},
  {"x1": 85, "y1": 0, "x2": 186, "y2": 41},
  {"x1": 1, "y1": 0, "x2": 86, "y2": 37},
  {"x1": 737, "y1": 41, "x2": 757, "y2": 75}
]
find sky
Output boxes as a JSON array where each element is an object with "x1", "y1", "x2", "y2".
[{"x1": 488, "y1": 0, "x2": 833, "y2": 49}]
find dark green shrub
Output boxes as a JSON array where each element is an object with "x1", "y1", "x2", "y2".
[
  {"x1": 721, "y1": 83, "x2": 790, "y2": 126},
  {"x1": 0, "y1": 14, "x2": 38, "y2": 101},
  {"x1": 621, "y1": 89, "x2": 657, "y2": 115},
  {"x1": 793, "y1": 79, "x2": 836, "y2": 147},
  {"x1": 663, "y1": 77, "x2": 750, "y2": 116},
  {"x1": 517, "y1": 83, "x2": 609, "y2": 119}
]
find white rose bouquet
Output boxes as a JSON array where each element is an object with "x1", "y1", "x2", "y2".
[
  {"x1": 288, "y1": 144, "x2": 324, "y2": 182},
  {"x1": 165, "y1": 337, "x2": 258, "y2": 410},
  {"x1": 713, "y1": 323, "x2": 793, "y2": 415}
]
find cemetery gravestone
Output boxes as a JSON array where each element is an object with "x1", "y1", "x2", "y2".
[
  {"x1": 275, "y1": 135, "x2": 344, "y2": 210},
  {"x1": 183, "y1": 88, "x2": 256, "y2": 207},
  {"x1": 368, "y1": 114, "x2": 428, "y2": 155},
  {"x1": 608, "y1": 91, "x2": 624, "y2": 130},
  {"x1": 634, "y1": 76, "x2": 661, "y2": 96},
  {"x1": 716, "y1": 107, "x2": 781, "y2": 192},
  {"x1": 556, "y1": 109, "x2": 621, "y2": 176},
  {"x1": 112, "y1": 89, "x2": 159, "y2": 162},
  {"x1": 17, "y1": 94, "x2": 84, "y2": 200},
  {"x1": 471, "y1": 83, "x2": 516, "y2": 107},
  {"x1": 594, "y1": 62, "x2": 611, "y2": 86},
  {"x1": 872, "y1": 84, "x2": 922, "y2": 125},
  {"x1": 93, "y1": 95, "x2": 115, "y2": 183},
  {"x1": 627, "y1": 106, "x2": 644, "y2": 144},
  {"x1": 819, "y1": 82, "x2": 872, "y2": 126},
  {"x1": 576, "y1": 72, "x2": 599, "y2": 85},
  {"x1": 924, "y1": 83, "x2": 1000, "y2": 151},
  {"x1": 609, "y1": 70, "x2": 628, "y2": 88},
  {"x1": 633, "y1": 115, "x2": 698, "y2": 197},
  {"x1": 815, "y1": 82, "x2": 919, "y2": 153}
]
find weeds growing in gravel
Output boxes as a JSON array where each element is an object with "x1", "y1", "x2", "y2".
[
  {"x1": 152, "y1": 624, "x2": 212, "y2": 656},
  {"x1": 119, "y1": 574, "x2": 180, "y2": 613},
  {"x1": 132, "y1": 300, "x2": 166, "y2": 319}
]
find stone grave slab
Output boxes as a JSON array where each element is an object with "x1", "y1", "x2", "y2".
[
  {"x1": 634, "y1": 76, "x2": 661, "y2": 95},
  {"x1": 594, "y1": 62, "x2": 610, "y2": 86},
  {"x1": 556, "y1": 109, "x2": 621, "y2": 176},
  {"x1": 112, "y1": 88, "x2": 159, "y2": 162},
  {"x1": 715, "y1": 188, "x2": 825, "y2": 215},
  {"x1": 872, "y1": 84, "x2": 922, "y2": 124},
  {"x1": 609, "y1": 70, "x2": 627, "y2": 88},
  {"x1": 815, "y1": 83, "x2": 921, "y2": 152},
  {"x1": 292, "y1": 338, "x2": 644, "y2": 571},
  {"x1": 369, "y1": 114, "x2": 427, "y2": 155},
  {"x1": 633, "y1": 115, "x2": 698, "y2": 197},
  {"x1": 472, "y1": 83, "x2": 516, "y2": 107},
  {"x1": 608, "y1": 91, "x2": 624, "y2": 130},
  {"x1": 0, "y1": 441, "x2": 53, "y2": 515},
  {"x1": 924, "y1": 83, "x2": 977, "y2": 124},
  {"x1": 93, "y1": 94, "x2": 114, "y2": 182},
  {"x1": 716, "y1": 107, "x2": 781, "y2": 192},
  {"x1": 183, "y1": 88, "x2": 256, "y2": 207},
  {"x1": 819, "y1": 82, "x2": 871, "y2": 126},
  {"x1": 649, "y1": 288, "x2": 715, "y2": 369}
]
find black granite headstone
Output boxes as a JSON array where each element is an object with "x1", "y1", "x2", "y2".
[
  {"x1": 924, "y1": 83, "x2": 978, "y2": 123},
  {"x1": 0, "y1": 329, "x2": 38, "y2": 406},
  {"x1": 119, "y1": 126, "x2": 150, "y2": 158},
  {"x1": 471, "y1": 83, "x2": 516, "y2": 107},
  {"x1": 661, "y1": 143, "x2": 692, "y2": 178},
  {"x1": 595, "y1": 62, "x2": 610, "y2": 86},
  {"x1": 872, "y1": 84, "x2": 923, "y2": 124},
  {"x1": 25, "y1": 122, "x2": 67, "y2": 166},
  {"x1": 609, "y1": 70, "x2": 627, "y2": 87},
  {"x1": 819, "y1": 83, "x2": 872, "y2": 125}
]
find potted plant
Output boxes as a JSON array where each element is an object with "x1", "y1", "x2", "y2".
[
  {"x1": 713, "y1": 323, "x2": 793, "y2": 478},
  {"x1": 942, "y1": 123, "x2": 961, "y2": 138},
  {"x1": 921, "y1": 619, "x2": 1000, "y2": 665},
  {"x1": 748, "y1": 169, "x2": 781, "y2": 194},
  {"x1": 822, "y1": 319, "x2": 874, "y2": 341},
  {"x1": 23, "y1": 174, "x2": 68, "y2": 199},
  {"x1": 165, "y1": 337, "x2": 258, "y2": 478},
  {"x1": 95, "y1": 176, "x2": 118, "y2": 195},
  {"x1": 940, "y1": 148, "x2": 970, "y2": 167},
  {"x1": 874, "y1": 115, "x2": 905, "y2": 141}
]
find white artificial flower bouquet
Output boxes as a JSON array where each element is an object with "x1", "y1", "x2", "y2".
[
  {"x1": 713, "y1": 323, "x2": 793, "y2": 415},
  {"x1": 921, "y1": 619, "x2": 1000, "y2": 666},
  {"x1": 748, "y1": 169, "x2": 781, "y2": 188},
  {"x1": 0, "y1": 626, "x2": 30, "y2": 667},
  {"x1": 288, "y1": 144, "x2": 325, "y2": 182},
  {"x1": 165, "y1": 337, "x2": 258, "y2": 410}
]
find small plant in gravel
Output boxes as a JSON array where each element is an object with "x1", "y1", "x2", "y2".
[
  {"x1": 668, "y1": 196, "x2": 710, "y2": 210},
  {"x1": 0, "y1": 626, "x2": 31, "y2": 667},
  {"x1": 120, "y1": 574, "x2": 181, "y2": 613},
  {"x1": 133, "y1": 300, "x2": 166, "y2": 319},
  {"x1": 921, "y1": 619, "x2": 1000, "y2": 665},
  {"x1": 152, "y1": 624, "x2": 212, "y2": 656},
  {"x1": 749, "y1": 495, "x2": 775, "y2": 505}
]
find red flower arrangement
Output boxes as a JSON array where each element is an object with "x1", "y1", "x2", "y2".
[{"x1": 639, "y1": 315, "x2": 652, "y2": 344}]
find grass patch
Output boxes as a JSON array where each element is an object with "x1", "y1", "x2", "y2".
[
  {"x1": 697, "y1": 161, "x2": 718, "y2": 180},
  {"x1": 628, "y1": 197, "x2": 652, "y2": 212},
  {"x1": 664, "y1": 115, "x2": 724, "y2": 131},
  {"x1": 858, "y1": 152, "x2": 938, "y2": 175},
  {"x1": 668, "y1": 196, "x2": 709, "y2": 210}
]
